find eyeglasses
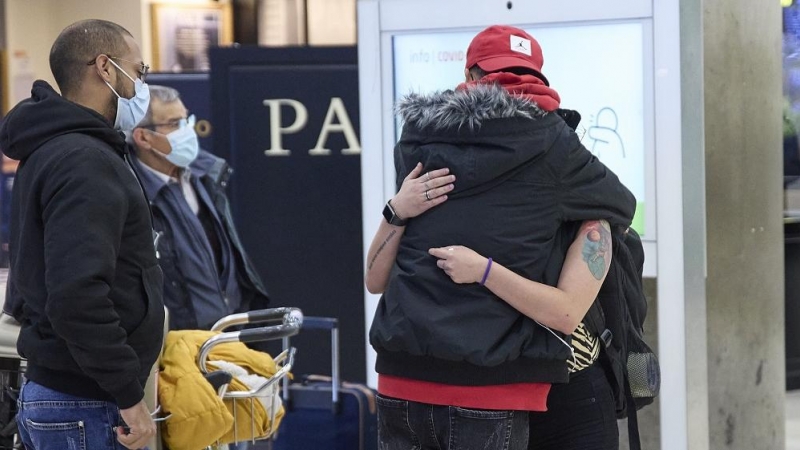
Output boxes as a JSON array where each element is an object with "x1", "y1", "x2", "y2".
[
  {"x1": 138, "y1": 117, "x2": 189, "y2": 132},
  {"x1": 87, "y1": 55, "x2": 150, "y2": 81}
]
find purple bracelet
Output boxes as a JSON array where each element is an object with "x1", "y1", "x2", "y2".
[{"x1": 479, "y1": 257, "x2": 493, "y2": 285}]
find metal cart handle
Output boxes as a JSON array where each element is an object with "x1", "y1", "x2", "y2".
[
  {"x1": 198, "y1": 307, "x2": 303, "y2": 374},
  {"x1": 210, "y1": 307, "x2": 304, "y2": 332}
]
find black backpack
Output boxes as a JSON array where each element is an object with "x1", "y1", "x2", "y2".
[
  {"x1": 584, "y1": 227, "x2": 660, "y2": 450},
  {"x1": 554, "y1": 109, "x2": 660, "y2": 446}
]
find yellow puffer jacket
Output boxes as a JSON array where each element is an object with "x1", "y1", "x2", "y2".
[{"x1": 159, "y1": 330, "x2": 285, "y2": 450}]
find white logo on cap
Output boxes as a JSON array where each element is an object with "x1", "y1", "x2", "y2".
[{"x1": 510, "y1": 35, "x2": 532, "y2": 56}]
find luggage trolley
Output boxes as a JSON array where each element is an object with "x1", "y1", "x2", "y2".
[
  {"x1": 0, "y1": 313, "x2": 22, "y2": 450},
  {"x1": 0, "y1": 303, "x2": 303, "y2": 450},
  {"x1": 0, "y1": 269, "x2": 22, "y2": 450},
  {"x1": 168, "y1": 307, "x2": 304, "y2": 450}
]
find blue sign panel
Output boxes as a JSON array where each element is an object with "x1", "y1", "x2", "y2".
[{"x1": 210, "y1": 47, "x2": 365, "y2": 381}]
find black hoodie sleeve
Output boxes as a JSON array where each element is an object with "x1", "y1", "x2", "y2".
[
  {"x1": 558, "y1": 130, "x2": 637, "y2": 227},
  {"x1": 40, "y1": 147, "x2": 144, "y2": 408}
]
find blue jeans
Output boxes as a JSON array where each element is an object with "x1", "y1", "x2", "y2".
[
  {"x1": 16, "y1": 380, "x2": 128, "y2": 450},
  {"x1": 376, "y1": 394, "x2": 529, "y2": 450}
]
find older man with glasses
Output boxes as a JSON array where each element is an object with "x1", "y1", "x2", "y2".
[
  {"x1": 127, "y1": 85, "x2": 270, "y2": 335},
  {"x1": 127, "y1": 85, "x2": 270, "y2": 450}
]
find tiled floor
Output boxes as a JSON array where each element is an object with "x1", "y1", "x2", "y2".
[{"x1": 789, "y1": 390, "x2": 800, "y2": 450}]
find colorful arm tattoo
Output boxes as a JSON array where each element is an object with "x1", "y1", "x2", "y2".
[{"x1": 581, "y1": 221, "x2": 612, "y2": 280}]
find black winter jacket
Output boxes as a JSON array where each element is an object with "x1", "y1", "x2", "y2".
[
  {"x1": 370, "y1": 85, "x2": 636, "y2": 386},
  {"x1": 1, "y1": 81, "x2": 165, "y2": 409}
]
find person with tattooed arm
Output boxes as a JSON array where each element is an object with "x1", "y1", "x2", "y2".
[
  {"x1": 368, "y1": 166, "x2": 620, "y2": 449},
  {"x1": 430, "y1": 221, "x2": 620, "y2": 450},
  {"x1": 366, "y1": 24, "x2": 634, "y2": 450}
]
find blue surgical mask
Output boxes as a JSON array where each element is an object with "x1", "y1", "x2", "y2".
[
  {"x1": 165, "y1": 115, "x2": 199, "y2": 168},
  {"x1": 105, "y1": 59, "x2": 150, "y2": 131}
]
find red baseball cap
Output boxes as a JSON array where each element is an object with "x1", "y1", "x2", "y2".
[{"x1": 466, "y1": 25, "x2": 549, "y2": 86}]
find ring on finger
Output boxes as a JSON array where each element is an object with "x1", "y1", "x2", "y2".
[{"x1": 425, "y1": 190, "x2": 431, "y2": 201}]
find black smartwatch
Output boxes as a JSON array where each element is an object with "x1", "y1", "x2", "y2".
[{"x1": 382, "y1": 200, "x2": 408, "y2": 226}]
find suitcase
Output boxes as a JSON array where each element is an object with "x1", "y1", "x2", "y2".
[{"x1": 272, "y1": 317, "x2": 377, "y2": 450}]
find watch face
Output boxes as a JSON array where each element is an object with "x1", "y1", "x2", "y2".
[
  {"x1": 383, "y1": 203, "x2": 394, "y2": 223},
  {"x1": 383, "y1": 202, "x2": 406, "y2": 226}
]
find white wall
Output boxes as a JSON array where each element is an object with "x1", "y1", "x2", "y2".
[
  {"x1": 307, "y1": 0, "x2": 356, "y2": 45},
  {"x1": 4, "y1": 0, "x2": 144, "y2": 108},
  {"x1": 5, "y1": 0, "x2": 53, "y2": 107},
  {"x1": 2, "y1": 0, "x2": 350, "y2": 110},
  {"x1": 3, "y1": 0, "x2": 226, "y2": 110},
  {"x1": 258, "y1": 0, "x2": 306, "y2": 46}
]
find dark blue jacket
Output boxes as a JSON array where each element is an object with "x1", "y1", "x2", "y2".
[{"x1": 131, "y1": 148, "x2": 269, "y2": 330}]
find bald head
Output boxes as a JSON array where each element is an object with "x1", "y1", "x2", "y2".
[{"x1": 49, "y1": 19, "x2": 132, "y2": 96}]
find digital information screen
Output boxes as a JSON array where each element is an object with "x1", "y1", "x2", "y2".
[{"x1": 392, "y1": 22, "x2": 647, "y2": 234}]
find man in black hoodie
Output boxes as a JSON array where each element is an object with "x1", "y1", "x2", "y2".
[{"x1": 1, "y1": 20, "x2": 163, "y2": 450}]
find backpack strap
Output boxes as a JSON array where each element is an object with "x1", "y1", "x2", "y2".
[
  {"x1": 584, "y1": 231, "x2": 626, "y2": 347},
  {"x1": 587, "y1": 231, "x2": 644, "y2": 447},
  {"x1": 584, "y1": 301, "x2": 612, "y2": 347},
  {"x1": 625, "y1": 372, "x2": 642, "y2": 450}
]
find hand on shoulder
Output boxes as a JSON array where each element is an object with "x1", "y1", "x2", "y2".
[{"x1": 390, "y1": 162, "x2": 455, "y2": 220}]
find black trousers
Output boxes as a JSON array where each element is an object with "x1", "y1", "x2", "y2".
[{"x1": 528, "y1": 364, "x2": 619, "y2": 450}]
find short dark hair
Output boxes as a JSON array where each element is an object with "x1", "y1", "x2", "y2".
[
  {"x1": 468, "y1": 64, "x2": 542, "y2": 80},
  {"x1": 468, "y1": 65, "x2": 488, "y2": 80},
  {"x1": 49, "y1": 19, "x2": 133, "y2": 96}
]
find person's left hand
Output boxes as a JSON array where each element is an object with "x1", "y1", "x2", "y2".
[
  {"x1": 429, "y1": 246, "x2": 488, "y2": 284},
  {"x1": 117, "y1": 400, "x2": 156, "y2": 449},
  {"x1": 390, "y1": 163, "x2": 455, "y2": 220}
]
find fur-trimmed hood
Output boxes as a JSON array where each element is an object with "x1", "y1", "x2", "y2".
[
  {"x1": 396, "y1": 84, "x2": 547, "y2": 131},
  {"x1": 394, "y1": 84, "x2": 564, "y2": 196}
]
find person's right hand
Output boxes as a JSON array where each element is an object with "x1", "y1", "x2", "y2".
[
  {"x1": 429, "y1": 245, "x2": 488, "y2": 284},
  {"x1": 117, "y1": 399, "x2": 156, "y2": 449},
  {"x1": 390, "y1": 162, "x2": 455, "y2": 220}
]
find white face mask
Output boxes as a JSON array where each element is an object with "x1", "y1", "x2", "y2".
[
  {"x1": 164, "y1": 115, "x2": 199, "y2": 168},
  {"x1": 105, "y1": 59, "x2": 150, "y2": 131}
]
